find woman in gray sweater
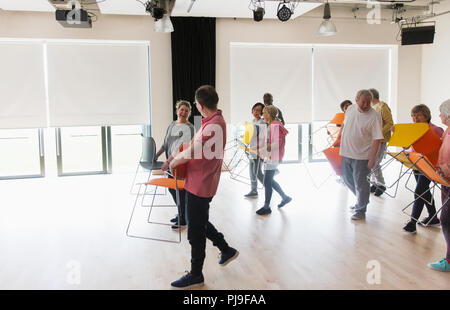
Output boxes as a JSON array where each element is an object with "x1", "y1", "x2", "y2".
[{"x1": 155, "y1": 100, "x2": 195, "y2": 229}]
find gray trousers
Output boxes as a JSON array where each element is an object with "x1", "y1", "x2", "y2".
[
  {"x1": 248, "y1": 156, "x2": 264, "y2": 191},
  {"x1": 371, "y1": 142, "x2": 387, "y2": 186},
  {"x1": 341, "y1": 156, "x2": 371, "y2": 213}
]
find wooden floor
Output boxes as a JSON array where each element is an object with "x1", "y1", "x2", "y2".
[{"x1": 0, "y1": 161, "x2": 449, "y2": 290}]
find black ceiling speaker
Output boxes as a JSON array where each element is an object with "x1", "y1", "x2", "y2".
[{"x1": 401, "y1": 25, "x2": 435, "y2": 45}]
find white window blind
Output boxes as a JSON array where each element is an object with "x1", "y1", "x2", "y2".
[
  {"x1": 0, "y1": 41, "x2": 47, "y2": 129},
  {"x1": 313, "y1": 46, "x2": 390, "y2": 121},
  {"x1": 230, "y1": 43, "x2": 312, "y2": 124},
  {"x1": 46, "y1": 41, "x2": 151, "y2": 127}
]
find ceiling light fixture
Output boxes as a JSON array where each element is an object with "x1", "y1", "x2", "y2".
[
  {"x1": 140, "y1": 0, "x2": 174, "y2": 33},
  {"x1": 145, "y1": 0, "x2": 166, "y2": 20},
  {"x1": 277, "y1": 1, "x2": 292, "y2": 22},
  {"x1": 154, "y1": 14, "x2": 174, "y2": 32},
  {"x1": 318, "y1": 2, "x2": 337, "y2": 36}
]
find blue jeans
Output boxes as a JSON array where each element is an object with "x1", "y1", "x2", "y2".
[
  {"x1": 341, "y1": 156, "x2": 371, "y2": 213},
  {"x1": 248, "y1": 156, "x2": 264, "y2": 191},
  {"x1": 263, "y1": 168, "x2": 287, "y2": 206}
]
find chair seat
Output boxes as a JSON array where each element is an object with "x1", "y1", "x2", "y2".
[
  {"x1": 146, "y1": 178, "x2": 185, "y2": 190},
  {"x1": 140, "y1": 161, "x2": 164, "y2": 170}
]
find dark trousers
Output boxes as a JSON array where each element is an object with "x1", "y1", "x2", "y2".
[
  {"x1": 263, "y1": 168, "x2": 287, "y2": 206},
  {"x1": 440, "y1": 186, "x2": 450, "y2": 260},
  {"x1": 186, "y1": 190, "x2": 229, "y2": 276},
  {"x1": 167, "y1": 175, "x2": 186, "y2": 224},
  {"x1": 411, "y1": 170, "x2": 437, "y2": 222}
]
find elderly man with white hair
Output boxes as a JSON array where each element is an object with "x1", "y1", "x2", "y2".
[
  {"x1": 429, "y1": 99, "x2": 450, "y2": 272},
  {"x1": 339, "y1": 89, "x2": 384, "y2": 220}
]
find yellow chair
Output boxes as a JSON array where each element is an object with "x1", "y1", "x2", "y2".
[{"x1": 367, "y1": 123, "x2": 431, "y2": 198}]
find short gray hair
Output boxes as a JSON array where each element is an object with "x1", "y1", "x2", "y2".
[
  {"x1": 356, "y1": 89, "x2": 373, "y2": 101},
  {"x1": 440, "y1": 99, "x2": 450, "y2": 119},
  {"x1": 369, "y1": 88, "x2": 379, "y2": 100}
]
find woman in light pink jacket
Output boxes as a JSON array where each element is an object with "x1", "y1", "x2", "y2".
[{"x1": 256, "y1": 105, "x2": 292, "y2": 216}]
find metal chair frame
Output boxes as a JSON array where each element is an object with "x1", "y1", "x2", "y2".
[
  {"x1": 126, "y1": 170, "x2": 183, "y2": 243},
  {"x1": 401, "y1": 153, "x2": 450, "y2": 226}
]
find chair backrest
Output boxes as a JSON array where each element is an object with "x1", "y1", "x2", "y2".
[
  {"x1": 141, "y1": 135, "x2": 156, "y2": 163},
  {"x1": 411, "y1": 128, "x2": 442, "y2": 166},
  {"x1": 243, "y1": 121, "x2": 255, "y2": 145},
  {"x1": 172, "y1": 143, "x2": 189, "y2": 179},
  {"x1": 388, "y1": 123, "x2": 429, "y2": 147},
  {"x1": 406, "y1": 152, "x2": 450, "y2": 187},
  {"x1": 328, "y1": 113, "x2": 345, "y2": 125}
]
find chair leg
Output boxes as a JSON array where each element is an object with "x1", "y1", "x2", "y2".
[
  {"x1": 127, "y1": 184, "x2": 182, "y2": 244},
  {"x1": 402, "y1": 184, "x2": 436, "y2": 222},
  {"x1": 129, "y1": 162, "x2": 141, "y2": 195}
]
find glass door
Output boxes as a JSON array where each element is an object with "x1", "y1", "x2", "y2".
[
  {"x1": 56, "y1": 126, "x2": 111, "y2": 176},
  {"x1": 0, "y1": 128, "x2": 45, "y2": 180}
]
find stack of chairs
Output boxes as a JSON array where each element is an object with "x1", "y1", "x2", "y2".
[
  {"x1": 402, "y1": 152, "x2": 449, "y2": 225},
  {"x1": 223, "y1": 122, "x2": 257, "y2": 185},
  {"x1": 367, "y1": 123, "x2": 441, "y2": 198}
]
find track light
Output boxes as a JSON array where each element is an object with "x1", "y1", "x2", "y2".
[
  {"x1": 318, "y1": 2, "x2": 337, "y2": 36},
  {"x1": 145, "y1": 0, "x2": 166, "y2": 21},
  {"x1": 249, "y1": 0, "x2": 265, "y2": 22},
  {"x1": 277, "y1": 1, "x2": 292, "y2": 22},
  {"x1": 254, "y1": 7, "x2": 265, "y2": 21},
  {"x1": 154, "y1": 14, "x2": 174, "y2": 33}
]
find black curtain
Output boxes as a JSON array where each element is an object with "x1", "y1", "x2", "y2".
[{"x1": 171, "y1": 17, "x2": 216, "y2": 125}]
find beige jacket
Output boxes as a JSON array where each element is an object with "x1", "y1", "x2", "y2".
[{"x1": 374, "y1": 101, "x2": 394, "y2": 143}]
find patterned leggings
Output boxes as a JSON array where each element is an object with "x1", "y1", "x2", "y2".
[{"x1": 440, "y1": 186, "x2": 450, "y2": 260}]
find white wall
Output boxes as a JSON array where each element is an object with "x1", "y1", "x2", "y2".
[
  {"x1": 0, "y1": 10, "x2": 173, "y2": 146},
  {"x1": 421, "y1": 0, "x2": 450, "y2": 126},
  {"x1": 0, "y1": 7, "x2": 429, "y2": 138},
  {"x1": 216, "y1": 9, "x2": 423, "y2": 125}
]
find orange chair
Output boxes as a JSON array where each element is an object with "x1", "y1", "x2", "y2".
[
  {"x1": 323, "y1": 147, "x2": 342, "y2": 176},
  {"x1": 126, "y1": 144, "x2": 188, "y2": 243},
  {"x1": 367, "y1": 123, "x2": 432, "y2": 198},
  {"x1": 411, "y1": 128, "x2": 442, "y2": 166},
  {"x1": 326, "y1": 112, "x2": 345, "y2": 146},
  {"x1": 402, "y1": 152, "x2": 450, "y2": 225}
]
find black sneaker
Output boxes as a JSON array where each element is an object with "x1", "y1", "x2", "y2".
[
  {"x1": 370, "y1": 185, "x2": 377, "y2": 193},
  {"x1": 218, "y1": 247, "x2": 239, "y2": 266},
  {"x1": 244, "y1": 190, "x2": 258, "y2": 198},
  {"x1": 418, "y1": 216, "x2": 440, "y2": 227},
  {"x1": 171, "y1": 221, "x2": 187, "y2": 230},
  {"x1": 278, "y1": 196, "x2": 292, "y2": 208},
  {"x1": 170, "y1": 271, "x2": 204, "y2": 289},
  {"x1": 403, "y1": 221, "x2": 417, "y2": 234},
  {"x1": 256, "y1": 206, "x2": 271, "y2": 215},
  {"x1": 374, "y1": 185, "x2": 386, "y2": 197},
  {"x1": 170, "y1": 215, "x2": 179, "y2": 223}
]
